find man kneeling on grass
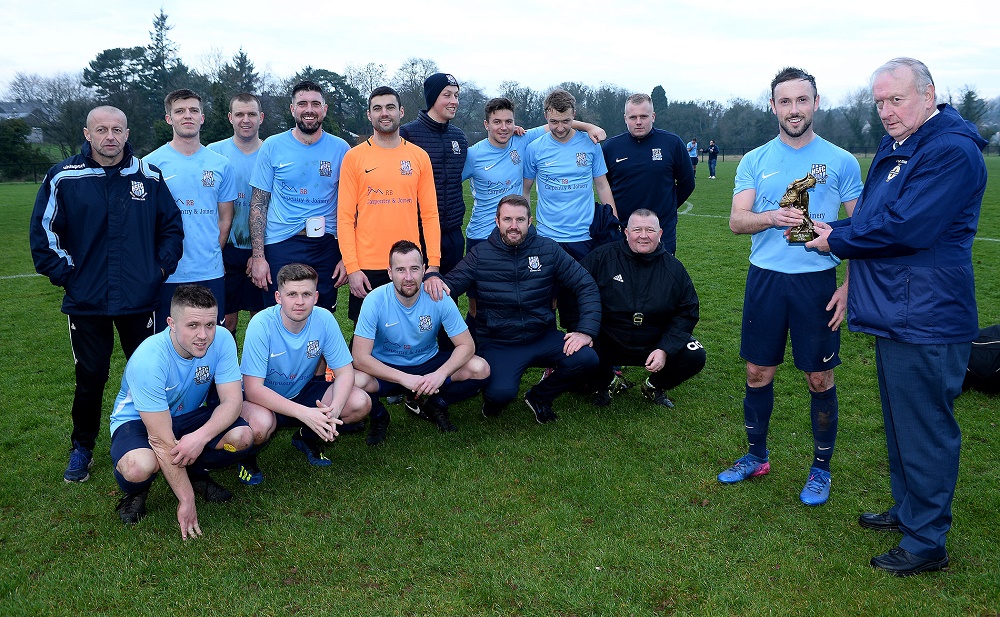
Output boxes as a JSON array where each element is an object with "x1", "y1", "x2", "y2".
[
  {"x1": 239, "y1": 264, "x2": 372, "y2": 481},
  {"x1": 352, "y1": 241, "x2": 490, "y2": 445},
  {"x1": 109, "y1": 284, "x2": 252, "y2": 538}
]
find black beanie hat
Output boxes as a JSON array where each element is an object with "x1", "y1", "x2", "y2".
[{"x1": 424, "y1": 73, "x2": 460, "y2": 110}]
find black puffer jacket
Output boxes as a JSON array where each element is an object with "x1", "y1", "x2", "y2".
[
  {"x1": 400, "y1": 111, "x2": 468, "y2": 232},
  {"x1": 445, "y1": 225, "x2": 601, "y2": 344},
  {"x1": 580, "y1": 240, "x2": 699, "y2": 356}
]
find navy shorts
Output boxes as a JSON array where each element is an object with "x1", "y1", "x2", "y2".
[
  {"x1": 347, "y1": 268, "x2": 391, "y2": 322},
  {"x1": 740, "y1": 264, "x2": 841, "y2": 372},
  {"x1": 110, "y1": 403, "x2": 250, "y2": 467},
  {"x1": 265, "y1": 234, "x2": 342, "y2": 313},
  {"x1": 223, "y1": 245, "x2": 267, "y2": 314},
  {"x1": 439, "y1": 227, "x2": 466, "y2": 275},
  {"x1": 274, "y1": 378, "x2": 335, "y2": 429},
  {"x1": 154, "y1": 277, "x2": 226, "y2": 332}
]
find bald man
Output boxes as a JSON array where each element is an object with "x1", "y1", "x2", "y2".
[{"x1": 30, "y1": 105, "x2": 184, "y2": 484}]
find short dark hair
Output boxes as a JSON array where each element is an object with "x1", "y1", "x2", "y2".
[
  {"x1": 389, "y1": 239, "x2": 422, "y2": 265},
  {"x1": 484, "y1": 97, "x2": 515, "y2": 119},
  {"x1": 770, "y1": 67, "x2": 817, "y2": 100},
  {"x1": 170, "y1": 283, "x2": 217, "y2": 315},
  {"x1": 292, "y1": 80, "x2": 324, "y2": 100},
  {"x1": 543, "y1": 89, "x2": 576, "y2": 114},
  {"x1": 164, "y1": 89, "x2": 202, "y2": 115},
  {"x1": 229, "y1": 92, "x2": 261, "y2": 112},
  {"x1": 368, "y1": 86, "x2": 401, "y2": 108},
  {"x1": 496, "y1": 194, "x2": 531, "y2": 217},
  {"x1": 277, "y1": 263, "x2": 318, "y2": 288}
]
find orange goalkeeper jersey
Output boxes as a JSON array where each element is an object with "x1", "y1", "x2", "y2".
[{"x1": 338, "y1": 138, "x2": 440, "y2": 272}]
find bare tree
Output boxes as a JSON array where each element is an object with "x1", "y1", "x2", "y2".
[{"x1": 345, "y1": 62, "x2": 387, "y2": 98}]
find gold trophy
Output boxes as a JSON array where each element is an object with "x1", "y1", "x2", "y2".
[{"x1": 781, "y1": 174, "x2": 818, "y2": 243}]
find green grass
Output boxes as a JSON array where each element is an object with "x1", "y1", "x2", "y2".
[{"x1": 1, "y1": 158, "x2": 999, "y2": 615}]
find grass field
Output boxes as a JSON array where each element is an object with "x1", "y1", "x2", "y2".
[{"x1": 1, "y1": 158, "x2": 998, "y2": 616}]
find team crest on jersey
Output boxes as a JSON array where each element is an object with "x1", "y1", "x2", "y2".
[
  {"x1": 451, "y1": 141, "x2": 461, "y2": 155},
  {"x1": 527, "y1": 256, "x2": 541, "y2": 272},
  {"x1": 510, "y1": 150, "x2": 521, "y2": 165},
  {"x1": 652, "y1": 148, "x2": 662, "y2": 161},
  {"x1": 886, "y1": 162, "x2": 903, "y2": 183},
  {"x1": 194, "y1": 365, "x2": 211, "y2": 385},
  {"x1": 306, "y1": 340, "x2": 320, "y2": 359},
  {"x1": 400, "y1": 160, "x2": 412, "y2": 176},
  {"x1": 810, "y1": 164, "x2": 828, "y2": 184},
  {"x1": 202, "y1": 170, "x2": 215, "y2": 187},
  {"x1": 576, "y1": 152, "x2": 590, "y2": 167},
  {"x1": 418, "y1": 315, "x2": 433, "y2": 332},
  {"x1": 319, "y1": 161, "x2": 332, "y2": 177},
  {"x1": 130, "y1": 181, "x2": 147, "y2": 201}
]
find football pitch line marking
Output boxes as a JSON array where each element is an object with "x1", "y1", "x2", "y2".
[
  {"x1": 0, "y1": 273, "x2": 41, "y2": 280},
  {"x1": 678, "y1": 201, "x2": 729, "y2": 218}
]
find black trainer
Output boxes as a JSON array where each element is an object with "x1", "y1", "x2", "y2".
[
  {"x1": 190, "y1": 475, "x2": 233, "y2": 503},
  {"x1": 482, "y1": 400, "x2": 504, "y2": 418},
  {"x1": 404, "y1": 395, "x2": 433, "y2": 422},
  {"x1": 592, "y1": 390, "x2": 612, "y2": 407},
  {"x1": 425, "y1": 396, "x2": 457, "y2": 432},
  {"x1": 524, "y1": 389, "x2": 557, "y2": 424},
  {"x1": 116, "y1": 488, "x2": 149, "y2": 525},
  {"x1": 641, "y1": 379, "x2": 674, "y2": 408},
  {"x1": 367, "y1": 413, "x2": 390, "y2": 447}
]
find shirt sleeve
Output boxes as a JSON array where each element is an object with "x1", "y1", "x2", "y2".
[
  {"x1": 438, "y1": 295, "x2": 469, "y2": 338},
  {"x1": 320, "y1": 311, "x2": 354, "y2": 370},
  {"x1": 239, "y1": 313, "x2": 270, "y2": 378},
  {"x1": 127, "y1": 350, "x2": 170, "y2": 413},
  {"x1": 213, "y1": 328, "x2": 242, "y2": 384},
  {"x1": 248, "y1": 140, "x2": 274, "y2": 192}
]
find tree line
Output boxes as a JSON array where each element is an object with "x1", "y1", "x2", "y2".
[{"x1": 3, "y1": 10, "x2": 998, "y2": 179}]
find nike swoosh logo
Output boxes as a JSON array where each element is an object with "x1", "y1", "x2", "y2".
[
  {"x1": 762, "y1": 171, "x2": 780, "y2": 179},
  {"x1": 278, "y1": 162, "x2": 294, "y2": 168},
  {"x1": 544, "y1": 161, "x2": 556, "y2": 166},
  {"x1": 163, "y1": 175, "x2": 177, "y2": 181},
  {"x1": 385, "y1": 321, "x2": 399, "y2": 327},
  {"x1": 365, "y1": 168, "x2": 377, "y2": 173},
  {"x1": 165, "y1": 383, "x2": 179, "y2": 391},
  {"x1": 270, "y1": 351, "x2": 286, "y2": 358},
  {"x1": 616, "y1": 157, "x2": 628, "y2": 163},
  {"x1": 823, "y1": 353, "x2": 835, "y2": 362},
  {"x1": 484, "y1": 163, "x2": 498, "y2": 171}
]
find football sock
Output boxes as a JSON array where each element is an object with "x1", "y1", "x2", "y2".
[
  {"x1": 744, "y1": 381, "x2": 774, "y2": 460},
  {"x1": 114, "y1": 470, "x2": 155, "y2": 496},
  {"x1": 810, "y1": 386, "x2": 838, "y2": 472}
]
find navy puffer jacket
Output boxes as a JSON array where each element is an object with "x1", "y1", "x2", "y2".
[{"x1": 400, "y1": 111, "x2": 468, "y2": 232}]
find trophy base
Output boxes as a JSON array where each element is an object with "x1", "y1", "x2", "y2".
[{"x1": 788, "y1": 230, "x2": 817, "y2": 243}]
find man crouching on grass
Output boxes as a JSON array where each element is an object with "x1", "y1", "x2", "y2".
[
  {"x1": 238, "y1": 263, "x2": 372, "y2": 481},
  {"x1": 109, "y1": 284, "x2": 252, "y2": 539}
]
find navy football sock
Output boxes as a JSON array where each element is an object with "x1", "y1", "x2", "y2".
[
  {"x1": 810, "y1": 385, "x2": 838, "y2": 472},
  {"x1": 744, "y1": 382, "x2": 774, "y2": 460}
]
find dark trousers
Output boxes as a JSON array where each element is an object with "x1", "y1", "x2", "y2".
[
  {"x1": 555, "y1": 239, "x2": 594, "y2": 332},
  {"x1": 68, "y1": 312, "x2": 154, "y2": 449},
  {"x1": 479, "y1": 329, "x2": 599, "y2": 406},
  {"x1": 594, "y1": 334, "x2": 706, "y2": 390},
  {"x1": 265, "y1": 234, "x2": 342, "y2": 313},
  {"x1": 874, "y1": 337, "x2": 969, "y2": 558}
]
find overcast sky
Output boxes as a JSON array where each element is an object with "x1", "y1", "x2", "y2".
[{"x1": 3, "y1": 0, "x2": 998, "y2": 108}]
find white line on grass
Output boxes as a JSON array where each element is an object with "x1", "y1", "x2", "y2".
[
  {"x1": 0, "y1": 273, "x2": 41, "y2": 280},
  {"x1": 678, "y1": 201, "x2": 730, "y2": 219}
]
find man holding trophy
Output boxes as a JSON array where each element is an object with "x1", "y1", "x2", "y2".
[{"x1": 719, "y1": 67, "x2": 862, "y2": 506}]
